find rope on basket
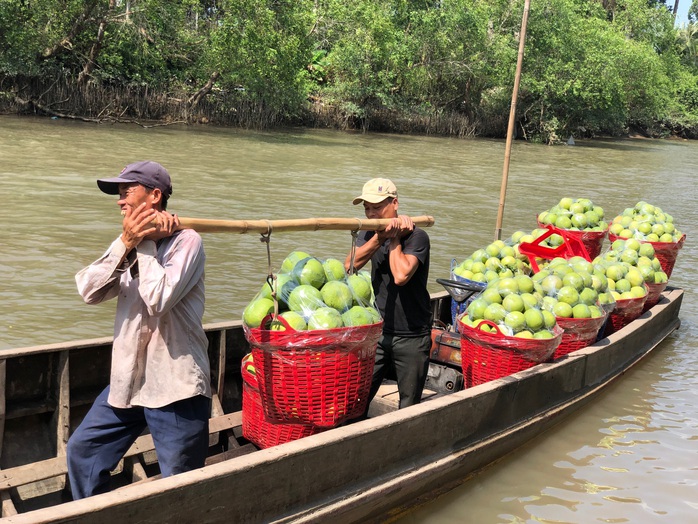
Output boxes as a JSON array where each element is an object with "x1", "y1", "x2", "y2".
[
  {"x1": 259, "y1": 221, "x2": 279, "y2": 319},
  {"x1": 349, "y1": 218, "x2": 362, "y2": 275}
]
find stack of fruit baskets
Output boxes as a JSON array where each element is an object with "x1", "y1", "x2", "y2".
[
  {"x1": 537, "y1": 197, "x2": 609, "y2": 259},
  {"x1": 450, "y1": 233, "x2": 533, "y2": 331},
  {"x1": 591, "y1": 255, "x2": 648, "y2": 336},
  {"x1": 457, "y1": 274, "x2": 563, "y2": 387},
  {"x1": 531, "y1": 256, "x2": 612, "y2": 359},
  {"x1": 242, "y1": 250, "x2": 383, "y2": 439},
  {"x1": 608, "y1": 201, "x2": 686, "y2": 280}
]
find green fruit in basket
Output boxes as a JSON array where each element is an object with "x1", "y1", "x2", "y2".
[
  {"x1": 500, "y1": 245, "x2": 516, "y2": 258},
  {"x1": 504, "y1": 311, "x2": 526, "y2": 332},
  {"x1": 308, "y1": 307, "x2": 343, "y2": 330},
  {"x1": 323, "y1": 258, "x2": 346, "y2": 281},
  {"x1": 258, "y1": 273, "x2": 299, "y2": 308},
  {"x1": 660, "y1": 233, "x2": 674, "y2": 242},
  {"x1": 553, "y1": 301, "x2": 573, "y2": 318},
  {"x1": 482, "y1": 287, "x2": 502, "y2": 304},
  {"x1": 555, "y1": 215, "x2": 573, "y2": 229},
  {"x1": 515, "y1": 330, "x2": 534, "y2": 339},
  {"x1": 281, "y1": 250, "x2": 311, "y2": 273},
  {"x1": 483, "y1": 303, "x2": 507, "y2": 323},
  {"x1": 557, "y1": 286, "x2": 580, "y2": 306},
  {"x1": 288, "y1": 284, "x2": 323, "y2": 313},
  {"x1": 572, "y1": 304, "x2": 591, "y2": 319},
  {"x1": 571, "y1": 213, "x2": 588, "y2": 229},
  {"x1": 521, "y1": 293, "x2": 540, "y2": 310},
  {"x1": 341, "y1": 305, "x2": 375, "y2": 327},
  {"x1": 320, "y1": 280, "x2": 353, "y2": 312},
  {"x1": 578, "y1": 287, "x2": 598, "y2": 306},
  {"x1": 626, "y1": 268, "x2": 645, "y2": 287},
  {"x1": 514, "y1": 275, "x2": 534, "y2": 294},
  {"x1": 365, "y1": 306, "x2": 382, "y2": 323},
  {"x1": 540, "y1": 275, "x2": 563, "y2": 296},
  {"x1": 589, "y1": 305, "x2": 603, "y2": 318},
  {"x1": 242, "y1": 297, "x2": 275, "y2": 328},
  {"x1": 638, "y1": 243, "x2": 655, "y2": 258},
  {"x1": 562, "y1": 272, "x2": 584, "y2": 292},
  {"x1": 614, "y1": 279, "x2": 631, "y2": 293},
  {"x1": 270, "y1": 311, "x2": 307, "y2": 331},
  {"x1": 295, "y1": 257, "x2": 327, "y2": 289},
  {"x1": 542, "y1": 310, "x2": 557, "y2": 329},
  {"x1": 347, "y1": 273, "x2": 373, "y2": 306},
  {"x1": 468, "y1": 298, "x2": 489, "y2": 321},
  {"x1": 502, "y1": 294, "x2": 525, "y2": 313},
  {"x1": 559, "y1": 197, "x2": 574, "y2": 210},
  {"x1": 654, "y1": 271, "x2": 668, "y2": 284},
  {"x1": 524, "y1": 309, "x2": 545, "y2": 331},
  {"x1": 496, "y1": 277, "x2": 519, "y2": 297},
  {"x1": 534, "y1": 330, "x2": 555, "y2": 339},
  {"x1": 630, "y1": 286, "x2": 647, "y2": 298}
]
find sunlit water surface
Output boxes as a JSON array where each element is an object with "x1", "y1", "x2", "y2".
[{"x1": 1, "y1": 115, "x2": 696, "y2": 523}]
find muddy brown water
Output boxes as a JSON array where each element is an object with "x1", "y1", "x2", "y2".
[{"x1": 1, "y1": 115, "x2": 696, "y2": 522}]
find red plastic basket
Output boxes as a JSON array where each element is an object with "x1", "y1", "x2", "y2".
[
  {"x1": 245, "y1": 319, "x2": 382, "y2": 427},
  {"x1": 519, "y1": 225, "x2": 591, "y2": 273},
  {"x1": 552, "y1": 314, "x2": 607, "y2": 359},
  {"x1": 643, "y1": 281, "x2": 668, "y2": 312},
  {"x1": 603, "y1": 294, "x2": 647, "y2": 336},
  {"x1": 609, "y1": 233, "x2": 686, "y2": 279},
  {"x1": 241, "y1": 359, "x2": 322, "y2": 449},
  {"x1": 457, "y1": 319, "x2": 562, "y2": 386}
]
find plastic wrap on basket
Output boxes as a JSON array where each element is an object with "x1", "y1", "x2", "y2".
[
  {"x1": 609, "y1": 233, "x2": 685, "y2": 279},
  {"x1": 553, "y1": 311, "x2": 608, "y2": 359},
  {"x1": 244, "y1": 315, "x2": 382, "y2": 427},
  {"x1": 643, "y1": 281, "x2": 668, "y2": 312},
  {"x1": 241, "y1": 355, "x2": 322, "y2": 449},
  {"x1": 457, "y1": 317, "x2": 562, "y2": 387},
  {"x1": 603, "y1": 294, "x2": 647, "y2": 336},
  {"x1": 443, "y1": 261, "x2": 487, "y2": 332}
]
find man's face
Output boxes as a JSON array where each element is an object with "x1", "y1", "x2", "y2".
[
  {"x1": 363, "y1": 197, "x2": 397, "y2": 219},
  {"x1": 117, "y1": 183, "x2": 153, "y2": 215}
]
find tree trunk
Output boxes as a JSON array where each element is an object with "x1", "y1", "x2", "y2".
[
  {"x1": 188, "y1": 72, "x2": 221, "y2": 108},
  {"x1": 77, "y1": 0, "x2": 116, "y2": 85}
]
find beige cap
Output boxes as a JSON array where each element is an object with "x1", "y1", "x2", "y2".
[{"x1": 352, "y1": 178, "x2": 398, "y2": 205}]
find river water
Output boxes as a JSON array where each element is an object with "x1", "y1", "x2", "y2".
[{"x1": 1, "y1": 115, "x2": 696, "y2": 522}]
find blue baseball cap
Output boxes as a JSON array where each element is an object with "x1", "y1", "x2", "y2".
[{"x1": 97, "y1": 161, "x2": 173, "y2": 197}]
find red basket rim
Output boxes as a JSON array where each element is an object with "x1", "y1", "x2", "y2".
[{"x1": 245, "y1": 317, "x2": 384, "y2": 350}]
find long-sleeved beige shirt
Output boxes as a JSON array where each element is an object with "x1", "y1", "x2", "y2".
[{"x1": 76, "y1": 229, "x2": 211, "y2": 409}]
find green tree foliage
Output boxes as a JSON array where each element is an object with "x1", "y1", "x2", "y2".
[{"x1": 0, "y1": 0, "x2": 696, "y2": 138}]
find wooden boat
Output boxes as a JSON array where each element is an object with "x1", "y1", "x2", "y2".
[{"x1": 0, "y1": 286, "x2": 683, "y2": 523}]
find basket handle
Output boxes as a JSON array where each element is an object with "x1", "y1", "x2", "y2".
[
  {"x1": 257, "y1": 313, "x2": 299, "y2": 332},
  {"x1": 472, "y1": 319, "x2": 504, "y2": 335},
  {"x1": 241, "y1": 356, "x2": 258, "y2": 388}
]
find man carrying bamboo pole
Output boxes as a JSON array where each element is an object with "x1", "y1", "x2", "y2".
[
  {"x1": 346, "y1": 178, "x2": 432, "y2": 412},
  {"x1": 69, "y1": 161, "x2": 212, "y2": 499}
]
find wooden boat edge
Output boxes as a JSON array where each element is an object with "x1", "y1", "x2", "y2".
[{"x1": 1, "y1": 287, "x2": 683, "y2": 524}]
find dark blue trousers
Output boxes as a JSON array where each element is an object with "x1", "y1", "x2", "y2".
[{"x1": 67, "y1": 386, "x2": 210, "y2": 499}]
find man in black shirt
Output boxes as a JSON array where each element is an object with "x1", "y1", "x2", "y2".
[{"x1": 345, "y1": 178, "x2": 431, "y2": 410}]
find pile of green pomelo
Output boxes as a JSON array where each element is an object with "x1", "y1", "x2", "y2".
[
  {"x1": 242, "y1": 250, "x2": 381, "y2": 331},
  {"x1": 455, "y1": 198, "x2": 683, "y2": 339}
]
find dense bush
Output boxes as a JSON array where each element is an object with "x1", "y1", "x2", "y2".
[{"x1": 0, "y1": 0, "x2": 696, "y2": 140}]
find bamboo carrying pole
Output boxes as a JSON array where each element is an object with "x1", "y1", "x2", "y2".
[
  {"x1": 494, "y1": 0, "x2": 531, "y2": 241},
  {"x1": 176, "y1": 215, "x2": 435, "y2": 234}
]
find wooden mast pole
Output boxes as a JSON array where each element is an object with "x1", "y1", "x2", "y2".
[{"x1": 494, "y1": 0, "x2": 531, "y2": 241}]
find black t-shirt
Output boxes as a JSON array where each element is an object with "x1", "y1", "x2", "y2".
[{"x1": 357, "y1": 227, "x2": 431, "y2": 337}]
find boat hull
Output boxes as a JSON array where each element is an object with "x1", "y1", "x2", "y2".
[{"x1": 1, "y1": 287, "x2": 682, "y2": 523}]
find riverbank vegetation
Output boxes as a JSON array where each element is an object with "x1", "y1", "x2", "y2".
[{"x1": 1, "y1": 0, "x2": 697, "y2": 143}]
